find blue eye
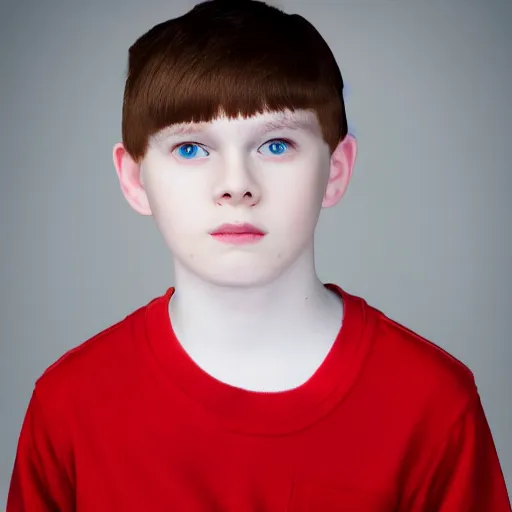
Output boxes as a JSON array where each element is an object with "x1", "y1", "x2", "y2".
[
  {"x1": 175, "y1": 143, "x2": 209, "y2": 159},
  {"x1": 259, "y1": 139, "x2": 291, "y2": 156}
]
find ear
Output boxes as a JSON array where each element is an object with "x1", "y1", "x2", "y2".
[
  {"x1": 322, "y1": 134, "x2": 357, "y2": 208},
  {"x1": 112, "y1": 143, "x2": 152, "y2": 216}
]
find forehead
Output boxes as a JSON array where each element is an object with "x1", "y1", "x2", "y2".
[{"x1": 152, "y1": 109, "x2": 322, "y2": 141}]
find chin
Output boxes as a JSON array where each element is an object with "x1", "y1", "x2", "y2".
[
  {"x1": 194, "y1": 262, "x2": 284, "y2": 288},
  {"x1": 172, "y1": 246, "x2": 299, "y2": 288}
]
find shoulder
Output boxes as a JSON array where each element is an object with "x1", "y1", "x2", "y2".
[
  {"x1": 376, "y1": 305, "x2": 474, "y2": 387},
  {"x1": 360, "y1": 299, "x2": 478, "y2": 429},
  {"x1": 32, "y1": 296, "x2": 155, "y2": 412}
]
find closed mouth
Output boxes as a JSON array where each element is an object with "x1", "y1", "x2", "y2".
[{"x1": 209, "y1": 223, "x2": 266, "y2": 236}]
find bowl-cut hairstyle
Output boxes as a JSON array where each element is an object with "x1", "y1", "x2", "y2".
[{"x1": 121, "y1": 0, "x2": 349, "y2": 161}]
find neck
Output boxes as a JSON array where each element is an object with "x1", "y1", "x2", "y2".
[{"x1": 168, "y1": 244, "x2": 340, "y2": 350}]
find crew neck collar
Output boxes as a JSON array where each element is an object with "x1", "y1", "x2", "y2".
[{"x1": 143, "y1": 284, "x2": 374, "y2": 435}]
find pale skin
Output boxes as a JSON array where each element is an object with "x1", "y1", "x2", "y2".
[{"x1": 113, "y1": 108, "x2": 357, "y2": 391}]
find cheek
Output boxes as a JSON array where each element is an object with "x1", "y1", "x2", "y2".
[
  {"x1": 146, "y1": 188, "x2": 204, "y2": 248},
  {"x1": 266, "y1": 194, "x2": 321, "y2": 245},
  {"x1": 274, "y1": 172, "x2": 325, "y2": 224},
  {"x1": 147, "y1": 173, "x2": 205, "y2": 218}
]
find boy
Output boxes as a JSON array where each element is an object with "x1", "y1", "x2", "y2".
[{"x1": 7, "y1": 0, "x2": 511, "y2": 510}]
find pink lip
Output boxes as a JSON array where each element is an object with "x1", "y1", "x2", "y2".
[{"x1": 210, "y1": 223, "x2": 266, "y2": 245}]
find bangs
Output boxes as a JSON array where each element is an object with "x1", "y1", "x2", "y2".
[{"x1": 122, "y1": 4, "x2": 347, "y2": 160}]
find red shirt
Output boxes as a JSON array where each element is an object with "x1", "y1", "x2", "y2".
[{"x1": 7, "y1": 285, "x2": 511, "y2": 511}]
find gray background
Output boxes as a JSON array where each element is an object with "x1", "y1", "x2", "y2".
[{"x1": 1, "y1": 0, "x2": 510, "y2": 505}]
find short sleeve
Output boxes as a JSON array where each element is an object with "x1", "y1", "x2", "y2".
[
  {"x1": 404, "y1": 392, "x2": 511, "y2": 511},
  {"x1": 7, "y1": 390, "x2": 75, "y2": 511}
]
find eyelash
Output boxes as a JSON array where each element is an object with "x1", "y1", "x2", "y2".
[{"x1": 171, "y1": 138, "x2": 296, "y2": 154}]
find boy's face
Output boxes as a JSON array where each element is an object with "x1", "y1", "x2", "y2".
[{"x1": 114, "y1": 109, "x2": 356, "y2": 286}]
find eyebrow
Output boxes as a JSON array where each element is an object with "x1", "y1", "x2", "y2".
[{"x1": 153, "y1": 114, "x2": 320, "y2": 141}]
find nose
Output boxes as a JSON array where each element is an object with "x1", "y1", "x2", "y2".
[{"x1": 212, "y1": 160, "x2": 262, "y2": 207}]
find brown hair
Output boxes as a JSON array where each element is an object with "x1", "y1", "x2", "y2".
[{"x1": 121, "y1": 0, "x2": 348, "y2": 161}]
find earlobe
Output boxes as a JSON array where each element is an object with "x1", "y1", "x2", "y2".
[
  {"x1": 322, "y1": 134, "x2": 357, "y2": 208},
  {"x1": 112, "y1": 143, "x2": 152, "y2": 216}
]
